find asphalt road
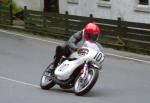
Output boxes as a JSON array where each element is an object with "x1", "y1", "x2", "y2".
[{"x1": 0, "y1": 30, "x2": 150, "y2": 103}]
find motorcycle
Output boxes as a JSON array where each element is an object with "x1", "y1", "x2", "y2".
[{"x1": 40, "y1": 41, "x2": 105, "y2": 96}]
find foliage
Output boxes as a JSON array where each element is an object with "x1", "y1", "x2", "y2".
[
  {"x1": 12, "y1": 1, "x2": 23, "y2": 16},
  {"x1": 0, "y1": 0, "x2": 10, "y2": 5},
  {"x1": 0, "y1": 0, "x2": 24, "y2": 19}
]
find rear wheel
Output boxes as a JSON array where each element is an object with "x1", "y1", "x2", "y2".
[
  {"x1": 74, "y1": 68, "x2": 99, "y2": 96},
  {"x1": 40, "y1": 64, "x2": 56, "y2": 90}
]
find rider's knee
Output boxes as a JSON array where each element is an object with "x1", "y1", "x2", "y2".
[
  {"x1": 55, "y1": 45, "x2": 63, "y2": 57},
  {"x1": 56, "y1": 46, "x2": 62, "y2": 53}
]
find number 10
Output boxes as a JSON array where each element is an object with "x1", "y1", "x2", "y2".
[{"x1": 94, "y1": 52, "x2": 102, "y2": 64}]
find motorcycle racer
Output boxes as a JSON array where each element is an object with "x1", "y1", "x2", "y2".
[{"x1": 52, "y1": 22, "x2": 104, "y2": 69}]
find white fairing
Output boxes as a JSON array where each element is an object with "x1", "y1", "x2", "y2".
[{"x1": 54, "y1": 41, "x2": 105, "y2": 80}]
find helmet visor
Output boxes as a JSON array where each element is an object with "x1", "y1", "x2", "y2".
[{"x1": 88, "y1": 33, "x2": 99, "y2": 41}]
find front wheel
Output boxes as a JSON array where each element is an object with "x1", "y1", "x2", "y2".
[
  {"x1": 40, "y1": 64, "x2": 56, "y2": 90},
  {"x1": 74, "y1": 68, "x2": 99, "y2": 96}
]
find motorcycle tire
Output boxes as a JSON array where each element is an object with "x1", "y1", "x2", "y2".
[
  {"x1": 74, "y1": 68, "x2": 99, "y2": 96},
  {"x1": 40, "y1": 64, "x2": 56, "y2": 90}
]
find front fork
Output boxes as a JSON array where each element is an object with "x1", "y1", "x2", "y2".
[{"x1": 80, "y1": 61, "x2": 89, "y2": 80}]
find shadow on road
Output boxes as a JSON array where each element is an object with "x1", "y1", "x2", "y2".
[{"x1": 44, "y1": 87, "x2": 108, "y2": 97}]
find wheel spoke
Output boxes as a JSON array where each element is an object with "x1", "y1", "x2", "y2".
[
  {"x1": 42, "y1": 70, "x2": 53, "y2": 86},
  {"x1": 75, "y1": 69, "x2": 94, "y2": 92}
]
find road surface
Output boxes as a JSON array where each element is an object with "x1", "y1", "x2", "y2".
[{"x1": 0, "y1": 29, "x2": 150, "y2": 103}]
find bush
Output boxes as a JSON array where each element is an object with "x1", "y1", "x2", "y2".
[
  {"x1": 12, "y1": 1, "x2": 24, "y2": 19},
  {"x1": 0, "y1": 0, "x2": 9, "y2": 5},
  {"x1": 0, "y1": 0, "x2": 24, "y2": 19}
]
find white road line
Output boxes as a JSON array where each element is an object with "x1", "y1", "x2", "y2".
[
  {"x1": 106, "y1": 53, "x2": 150, "y2": 64},
  {"x1": 0, "y1": 29, "x2": 150, "y2": 64},
  {"x1": 0, "y1": 29, "x2": 62, "y2": 45},
  {"x1": 0, "y1": 76, "x2": 40, "y2": 88}
]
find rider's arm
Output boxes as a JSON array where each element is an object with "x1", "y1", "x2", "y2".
[{"x1": 67, "y1": 30, "x2": 83, "y2": 51}]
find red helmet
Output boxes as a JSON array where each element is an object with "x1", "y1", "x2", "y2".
[{"x1": 84, "y1": 23, "x2": 101, "y2": 41}]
